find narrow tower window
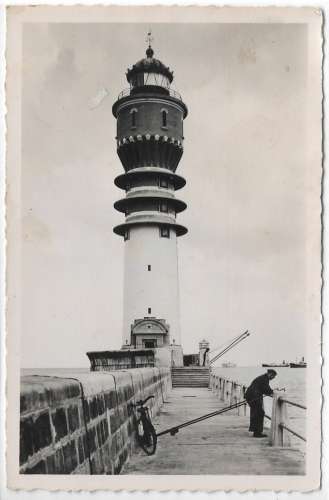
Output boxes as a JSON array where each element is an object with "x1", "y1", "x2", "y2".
[
  {"x1": 160, "y1": 227, "x2": 170, "y2": 238},
  {"x1": 161, "y1": 109, "x2": 168, "y2": 128},
  {"x1": 148, "y1": 307, "x2": 152, "y2": 314},
  {"x1": 160, "y1": 201, "x2": 168, "y2": 213},
  {"x1": 148, "y1": 265, "x2": 151, "y2": 271},
  {"x1": 124, "y1": 229, "x2": 130, "y2": 241},
  {"x1": 130, "y1": 108, "x2": 138, "y2": 128},
  {"x1": 159, "y1": 177, "x2": 168, "y2": 188}
]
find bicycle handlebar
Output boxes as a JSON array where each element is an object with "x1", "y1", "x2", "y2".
[{"x1": 136, "y1": 395, "x2": 154, "y2": 406}]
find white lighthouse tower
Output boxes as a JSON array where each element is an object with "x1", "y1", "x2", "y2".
[{"x1": 112, "y1": 40, "x2": 188, "y2": 366}]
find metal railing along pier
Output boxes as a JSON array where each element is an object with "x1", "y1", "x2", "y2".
[{"x1": 209, "y1": 373, "x2": 306, "y2": 447}]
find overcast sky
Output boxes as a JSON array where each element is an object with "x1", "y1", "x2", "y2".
[{"x1": 21, "y1": 21, "x2": 311, "y2": 368}]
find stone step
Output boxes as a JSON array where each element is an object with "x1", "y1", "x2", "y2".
[
  {"x1": 171, "y1": 368, "x2": 209, "y2": 371},
  {"x1": 171, "y1": 372, "x2": 209, "y2": 375},
  {"x1": 172, "y1": 378, "x2": 210, "y2": 381},
  {"x1": 172, "y1": 377, "x2": 209, "y2": 379},
  {"x1": 172, "y1": 383, "x2": 209, "y2": 388},
  {"x1": 172, "y1": 377, "x2": 209, "y2": 381},
  {"x1": 172, "y1": 380, "x2": 209, "y2": 384},
  {"x1": 172, "y1": 370, "x2": 209, "y2": 373},
  {"x1": 171, "y1": 372, "x2": 209, "y2": 376},
  {"x1": 171, "y1": 367, "x2": 210, "y2": 387},
  {"x1": 172, "y1": 377, "x2": 209, "y2": 380},
  {"x1": 172, "y1": 383, "x2": 209, "y2": 386}
]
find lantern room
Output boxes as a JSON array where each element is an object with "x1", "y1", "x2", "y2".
[{"x1": 126, "y1": 46, "x2": 174, "y2": 94}]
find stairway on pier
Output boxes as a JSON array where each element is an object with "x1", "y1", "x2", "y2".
[
  {"x1": 122, "y1": 387, "x2": 305, "y2": 475},
  {"x1": 171, "y1": 367, "x2": 209, "y2": 388}
]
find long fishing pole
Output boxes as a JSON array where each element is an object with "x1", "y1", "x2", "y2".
[
  {"x1": 156, "y1": 398, "x2": 249, "y2": 437},
  {"x1": 156, "y1": 389, "x2": 286, "y2": 438}
]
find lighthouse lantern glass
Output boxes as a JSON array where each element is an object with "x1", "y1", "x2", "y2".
[{"x1": 130, "y1": 72, "x2": 170, "y2": 90}]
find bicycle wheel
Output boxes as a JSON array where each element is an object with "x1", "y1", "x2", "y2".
[{"x1": 136, "y1": 419, "x2": 157, "y2": 455}]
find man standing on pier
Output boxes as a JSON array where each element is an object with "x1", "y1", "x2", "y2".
[{"x1": 245, "y1": 369, "x2": 277, "y2": 438}]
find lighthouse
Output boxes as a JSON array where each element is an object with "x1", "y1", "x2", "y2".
[{"x1": 112, "y1": 38, "x2": 188, "y2": 366}]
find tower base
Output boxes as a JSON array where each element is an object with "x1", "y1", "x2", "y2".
[
  {"x1": 154, "y1": 345, "x2": 183, "y2": 368},
  {"x1": 86, "y1": 345, "x2": 183, "y2": 371}
]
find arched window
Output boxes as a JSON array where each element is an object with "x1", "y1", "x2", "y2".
[
  {"x1": 161, "y1": 109, "x2": 168, "y2": 128},
  {"x1": 130, "y1": 108, "x2": 138, "y2": 128}
]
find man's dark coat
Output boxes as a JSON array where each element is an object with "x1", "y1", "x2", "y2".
[{"x1": 245, "y1": 374, "x2": 274, "y2": 435}]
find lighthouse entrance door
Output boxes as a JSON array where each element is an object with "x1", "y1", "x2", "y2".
[
  {"x1": 131, "y1": 318, "x2": 169, "y2": 349},
  {"x1": 144, "y1": 340, "x2": 157, "y2": 349}
]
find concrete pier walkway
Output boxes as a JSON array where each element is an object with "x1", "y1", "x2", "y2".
[{"x1": 122, "y1": 387, "x2": 305, "y2": 475}]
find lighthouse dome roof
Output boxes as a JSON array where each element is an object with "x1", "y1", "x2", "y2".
[{"x1": 126, "y1": 47, "x2": 174, "y2": 85}]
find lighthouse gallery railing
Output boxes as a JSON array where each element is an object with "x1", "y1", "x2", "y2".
[{"x1": 117, "y1": 87, "x2": 183, "y2": 101}]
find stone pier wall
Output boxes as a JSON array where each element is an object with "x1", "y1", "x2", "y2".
[{"x1": 20, "y1": 368, "x2": 171, "y2": 475}]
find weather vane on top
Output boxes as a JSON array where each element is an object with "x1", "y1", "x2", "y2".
[
  {"x1": 145, "y1": 30, "x2": 154, "y2": 58},
  {"x1": 146, "y1": 30, "x2": 154, "y2": 48}
]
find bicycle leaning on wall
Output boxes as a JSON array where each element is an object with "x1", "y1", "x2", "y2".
[{"x1": 133, "y1": 395, "x2": 157, "y2": 455}]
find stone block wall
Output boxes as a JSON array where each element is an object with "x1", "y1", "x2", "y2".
[
  {"x1": 87, "y1": 349, "x2": 155, "y2": 371},
  {"x1": 20, "y1": 368, "x2": 171, "y2": 475}
]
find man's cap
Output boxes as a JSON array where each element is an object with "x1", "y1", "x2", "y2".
[{"x1": 267, "y1": 369, "x2": 277, "y2": 376}]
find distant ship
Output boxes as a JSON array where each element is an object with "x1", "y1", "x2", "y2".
[
  {"x1": 289, "y1": 357, "x2": 307, "y2": 368},
  {"x1": 222, "y1": 362, "x2": 237, "y2": 368},
  {"x1": 262, "y1": 360, "x2": 289, "y2": 367}
]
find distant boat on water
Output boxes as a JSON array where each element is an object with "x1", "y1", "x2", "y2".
[
  {"x1": 262, "y1": 360, "x2": 289, "y2": 368},
  {"x1": 289, "y1": 357, "x2": 307, "y2": 368},
  {"x1": 222, "y1": 362, "x2": 237, "y2": 368}
]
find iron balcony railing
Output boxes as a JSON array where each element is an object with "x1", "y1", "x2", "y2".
[{"x1": 117, "y1": 87, "x2": 183, "y2": 101}]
